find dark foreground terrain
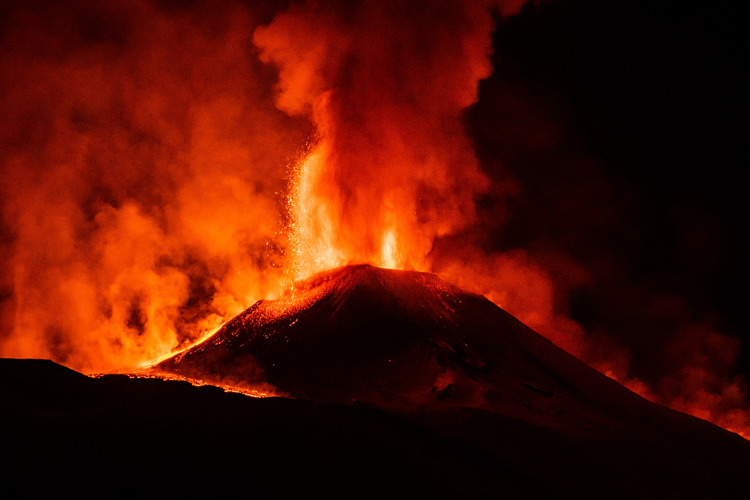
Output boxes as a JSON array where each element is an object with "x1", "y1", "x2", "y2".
[
  {"x1": 3, "y1": 266, "x2": 750, "y2": 498},
  {"x1": 2, "y1": 359, "x2": 750, "y2": 499}
]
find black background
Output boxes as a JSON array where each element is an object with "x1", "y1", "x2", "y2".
[{"x1": 471, "y1": 0, "x2": 748, "y2": 382}]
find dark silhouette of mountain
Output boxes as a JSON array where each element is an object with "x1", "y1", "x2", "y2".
[
  {"x1": 3, "y1": 265, "x2": 749, "y2": 497},
  {"x1": 154, "y1": 265, "x2": 726, "y2": 434},
  {"x1": 152, "y1": 264, "x2": 750, "y2": 495},
  {"x1": 0, "y1": 358, "x2": 523, "y2": 498}
]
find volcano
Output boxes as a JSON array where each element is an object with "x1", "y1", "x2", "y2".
[
  {"x1": 4, "y1": 265, "x2": 749, "y2": 497},
  {"x1": 153, "y1": 265, "x2": 722, "y2": 430},
  {"x1": 152, "y1": 265, "x2": 750, "y2": 494}
]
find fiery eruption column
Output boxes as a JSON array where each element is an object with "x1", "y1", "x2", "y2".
[
  {"x1": 0, "y1": 1, "x2": 303, "y2": 372},
  {"x1": 255, "y1": 1, "x2": 526, "y2": 276}
]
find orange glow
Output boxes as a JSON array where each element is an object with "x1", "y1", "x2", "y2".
[
  {"x1": 96, "y1": 371, "x2": 281, "y2": 399},
  {"x1": 287, "y1": 142, "x2": 346, "y2": 279},
  {"x1": 380, "y1": 228, "x2": 400, "y2": 270},
  {"x1": 286, "y1": 139, "x2": 405, "y2": 275},
  {"x1": 0, "y1": 1, "x2": 297, "y2": 373},
  {"x1": 256, "y1": 0, "x2": 495, "y2": 280}
]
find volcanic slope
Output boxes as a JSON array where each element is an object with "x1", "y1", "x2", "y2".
[
  {"x1": 4, "y1": 266, "x2": 748, "y2": 497},
  {"x1": 155, "y1": 265, "x2": 750, "y2": 496},
  {"x1": 157, "y1": 265, "x2": 745, "y2": 440}
]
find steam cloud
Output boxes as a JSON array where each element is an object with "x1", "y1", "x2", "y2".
[
  {"x1": 0, "y1": 0, "x2": 746, "y2": 435},
  {"x1": 254, "y1": 0, "x2": 524, "y2": 276},
  {"x1": 0, "y1": 0, "x2": 307, "y2": 371}
]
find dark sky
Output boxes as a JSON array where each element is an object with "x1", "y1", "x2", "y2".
[{"x1": 470, "y1": 0, "x2": 748, "y2": 382}]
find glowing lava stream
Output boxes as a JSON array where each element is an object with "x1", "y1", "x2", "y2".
[
  {"x1": 139, "y1": 322, "x2": 226, "y2": 369},
  {"x1": 120, "y1": 372, "x2": 280, "y2": 399},
  {"x1": 89, "y1": 320, "x2": 278, "y2": 397}
]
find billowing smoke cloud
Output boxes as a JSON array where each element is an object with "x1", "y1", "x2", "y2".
[
  {"x1": 443, "y1": 7, "x2": 750, "y2": 436},
  {"x1": 253, "y1": 0, "x2": 747, "y2": 436},
  {"x1": 254, "y1": 0, "x2": 525, "y2": 276},
  {"x1": 0, "y1": 0, "x2": 308, "y2": 372}
]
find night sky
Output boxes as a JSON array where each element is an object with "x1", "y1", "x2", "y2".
[{"x1": 469, "y1": 0, "x2": 748, "y2": 383}]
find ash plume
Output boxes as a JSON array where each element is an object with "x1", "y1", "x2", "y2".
[{"x1": 0, "y1": 0, "x2": 307, "y2": 371}]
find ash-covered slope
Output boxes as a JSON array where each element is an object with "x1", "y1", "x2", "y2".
[
  {"x1": 151, "y1": 265, "x2": 750, "y2": 496},
  {"x1": 159, "y1": 264, "x2": 600, "y2": 410},
  {"x1": 0, "y1": 358, "x2": 523, "y2": 499},
  {"x1": 156, "y1": 265, "x2": 733, "y2": 441},
  {"x1": 5, "y1": 266, "x2": 750, "y2": 497}
]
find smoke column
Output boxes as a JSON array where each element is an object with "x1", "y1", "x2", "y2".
[
  {"x1": 255, "y1": 0, "x2": 525, "y2": 277},
  {"x1": 0, "y1": 0, "x2": 307, "y2": 371}
]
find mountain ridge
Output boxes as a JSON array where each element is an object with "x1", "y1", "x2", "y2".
[
  {"x1": 3, "y1": 265, "x2": 749, "y2": 496},
  {"x1": 155, "y1": 264, "x2": 742, "y2": 443}
]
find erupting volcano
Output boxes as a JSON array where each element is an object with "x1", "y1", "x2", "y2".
[
  {"x1": 2, "y1": 0, "x2": 750, "y2": 496},
  {"x1": 154, "y1": 264, "x2": 750, "y2": 443},
  {"x1": 156, "y1": 264, "x2": 668, "y2": 416},
  {"x1": 3, "y1": 265, "x2": 750, "y2": 497}
]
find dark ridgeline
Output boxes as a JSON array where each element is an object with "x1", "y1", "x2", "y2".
[{"x1": 3, "y1": 264, "x2": 746, "y2": 498}]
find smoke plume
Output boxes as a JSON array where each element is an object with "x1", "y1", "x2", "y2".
[
  {"x1": 0, "y1": 0, "x2": 307, "y2": 371},
  {"x1": 254, "y1": 0, "x2": 524, "y2": 276}
]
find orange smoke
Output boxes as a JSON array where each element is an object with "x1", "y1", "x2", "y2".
[
  {"x1": 0, "y1": 0, "x2": 305, "y2": 372},
  {"x1": 255, "y1": 0, "x2": 527, "y2": 277},
  {"x1": 254, "y1": 0, "x2": 748, "y2": 437}
]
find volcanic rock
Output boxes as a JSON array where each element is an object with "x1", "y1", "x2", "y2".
[
  {"x1": 4, "y1": 266, "x2": 749, "y2": 498},
  {"x1": 156, "y1": 265, "x2": 703, "y2": 434},
  {"x1": 0, "y1": 358, "x2": 522, "y2": 498},
  {"x1": 152, "y1": 264, "x2": 750, "y2": 496}
]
